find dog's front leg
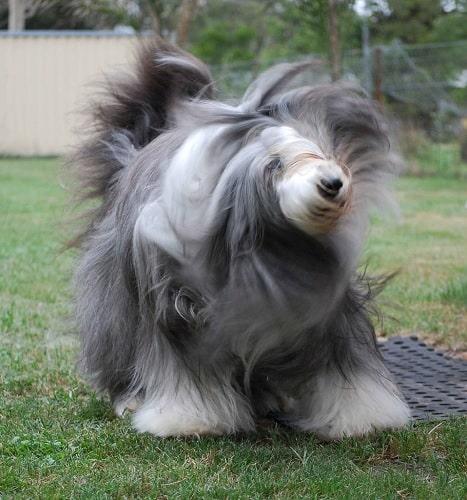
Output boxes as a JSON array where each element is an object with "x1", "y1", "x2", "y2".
[
  {"x1": 131, "y1": 361, "x2": 254, "y2": 437},
  {"x1": 290, "y1": 361, "x2": 410, "y2": 440},
  {"x1": 285, "y1": 300, "x2": 410, "y2": 440}
]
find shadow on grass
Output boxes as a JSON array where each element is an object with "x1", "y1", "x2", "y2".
[{"x1": 77, "y1": 393, "x2": 116, "y2": 422}]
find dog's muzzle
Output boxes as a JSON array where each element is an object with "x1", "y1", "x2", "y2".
[{"x1": 277, "y1": 154, "x2": 352, "y2": 235}]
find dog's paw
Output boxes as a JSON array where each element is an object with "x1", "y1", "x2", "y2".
[
  {"x1": 132, "y1": 405, "x2": 233, "y2": 437},
  {"x1": 311, "y1": 399, "x2": 410, "y2": 442},
  {"x1": 293, "y1": 372, "x2": 410, "y2": 440}
]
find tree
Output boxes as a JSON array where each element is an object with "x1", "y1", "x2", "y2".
[
  {"x1": 176, "y1": 0, "x2": 200, "y2": 46},
  {"x1": 294, "y1": 0, "x2": 358, "y2": 81},
  {"x1": 428, "y1": 4, "x2": 467, "y2": 42},
  {"x1": 8, "y1": 0, "x2": 52, "y2": 30},
  {"x1": 189, "y1": 1, "x2": 265, "y2": 64},
  {"x1": 368, "y1": 0, "x2": 444, "y2": 44},
  {"x1": 122, "y1": 0, "x2": 204, "y2": 43},
  {"x1": 5, "y1": 0, "x2": 205, "y2": 44},
  {"x1": 67, "y1": 0, "x2": 204, "y2": 45},
  {"x1": 328, "y1": 0, "x2": 341, "y2": 80},
  {"x1": 190, "y1": 0, "x2": 361, "y2": 74}
]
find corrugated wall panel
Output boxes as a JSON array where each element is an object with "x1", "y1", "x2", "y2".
[{"x1": 0, "y1": 33, "x2": 138, "y2": 156}]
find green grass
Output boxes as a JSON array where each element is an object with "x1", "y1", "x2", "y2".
[
  {"x1": 366, "y1": 176, "x2": 467, "y2": 350},
  {"x1": 1, "y1": 157, "x2": 466, "y2": 498},
  {"x1": 402, "y1": 137, "x2": 466, "y2": 179}
]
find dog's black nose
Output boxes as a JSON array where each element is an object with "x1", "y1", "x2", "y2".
[{"x1": 318, "y1": 177, "x2": 343, "y2": 199}]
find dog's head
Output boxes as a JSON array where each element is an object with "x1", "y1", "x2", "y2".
[
  {"x1": 133, "y1": 62, "x2": 399, "y2": 273},
  {"x1": 135, "y1": 124, "x2": 346, "y2": 262}
]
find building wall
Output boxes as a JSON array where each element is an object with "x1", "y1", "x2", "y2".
[{"x1": 0, "y1": 32, "x2": 139, "y2": 156}]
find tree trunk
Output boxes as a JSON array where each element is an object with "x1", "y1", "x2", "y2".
[
  {"x1": 145, "y1": 0, "x2": 161, "y2": 35},
  {"x1": 9, "y1": 0, "x2": 26, "y2": 31},
  {"x1": 327, "y1": 0, "x2": 341, "y2": 81},
  {"x1": 461, "y1": 118, "x2": 467, "y2": 163},
  {"x1": 373, "y1": 46, "x2": 383, "y2": 105},
  {"x1": 176, "y1": 0, "x2": 198, "y2": 47}
]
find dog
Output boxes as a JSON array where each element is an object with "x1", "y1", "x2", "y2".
[{"x1": 69, "y1": 39, "x2": 410, "y2": 440}]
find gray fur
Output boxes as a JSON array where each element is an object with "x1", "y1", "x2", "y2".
[{"x1": 69, "y1": 39, "x2": 409, "y2": 438}]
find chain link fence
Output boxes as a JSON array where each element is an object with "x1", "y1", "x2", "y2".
[{"x1": 211, "y1": 40, "x2": 467, "y2": 143}]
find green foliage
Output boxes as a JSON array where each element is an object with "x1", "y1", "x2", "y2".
[
  {"x1": 369, "y1": 0, "x2": 467, "y2": 44},
  {"x1": 24, "y1": 0, "x2": 131, "y2": 30},
  {"x1": 370, "y1": 0, "x2": 443, "y2": 44},
  {"x1": 3, "y1": 0, "x2": 467, "y2": 69},
  {"x1": 293, "y1": 0, "x2": 361, "y2": 48},
  {"x1": 190, "y1": 0, "x2": 362, "y2": 65},
  {"x1": 260, "y1": 4, "x2": 324, "y2": 60},
  {"x1": 191, "y1": 20, "x2": 257, "y2": 64},
  {"x1": 189, "y1": 1, "x2": 261, "y2": 64},
  {"x1": 428, "y1": 11, "x2": 467, "y2": 42},
  {"x1": 403, "y1": 140, "x2": 466, "y2": 178}
]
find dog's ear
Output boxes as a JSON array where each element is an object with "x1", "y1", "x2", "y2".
[{"x1": 240, "y1": 62, "x2": 314, "y2": 112}]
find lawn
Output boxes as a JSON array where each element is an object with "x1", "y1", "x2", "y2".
[
  {"x1": 0, "y1": 156, "x2": 466, "y2": 498},
  {"x1": 366, "y1": 176, "x2": 466, "y2": 351}
]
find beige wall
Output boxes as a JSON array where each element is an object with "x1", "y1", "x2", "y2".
[{"x1": 0, "y1": 33, "x2": 140, "y2": 156}]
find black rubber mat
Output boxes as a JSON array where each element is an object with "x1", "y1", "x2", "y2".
[{"x1": 379, "y1": 336, "x2": 467, "y2": 421}]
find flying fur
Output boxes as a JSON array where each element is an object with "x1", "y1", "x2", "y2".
[{"x1": 69, "y1": 39, "x2": 410, "y2": 439}]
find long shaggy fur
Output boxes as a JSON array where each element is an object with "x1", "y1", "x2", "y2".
[{"x1": 69, "y1": 39, "x2": 410, "y2": 440}]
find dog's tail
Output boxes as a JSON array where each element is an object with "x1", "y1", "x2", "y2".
[{"x1": 68, "y1": 38, "x2": 213, "y2": 211}]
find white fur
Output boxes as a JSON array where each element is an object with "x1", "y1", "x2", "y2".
[
  {"x1": 277, "y1": 157, "x2": 350, "y2": 234},
  {"x1": 258, "y1": 126, "x2": 352, "y2": 235},
  {"x1": 156, "y1": 53, "x2": 210, "y2": 77},
  {"x1": 135, "y1": 125, "x2": 231, "y2": 261},
  {"x1": 293, "y1": 371, "x2": 410, "y2": 441},
  {"x1": 132, "y1": 372, "x2": 254, "y2": 437}
]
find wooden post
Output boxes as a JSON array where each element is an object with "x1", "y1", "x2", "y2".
[
  {"x1": 176, "y1": 0, "x2": 199, "y2": 48},
  {"x1": 373, "y1": 46, "x2": 383, "y2": 106},
  {"x1": 461, "y1": 118, "x2": 467, "y2": 163},
  {"x1": 328, "y1": 0, "x2": 341, "y2": 81}
]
